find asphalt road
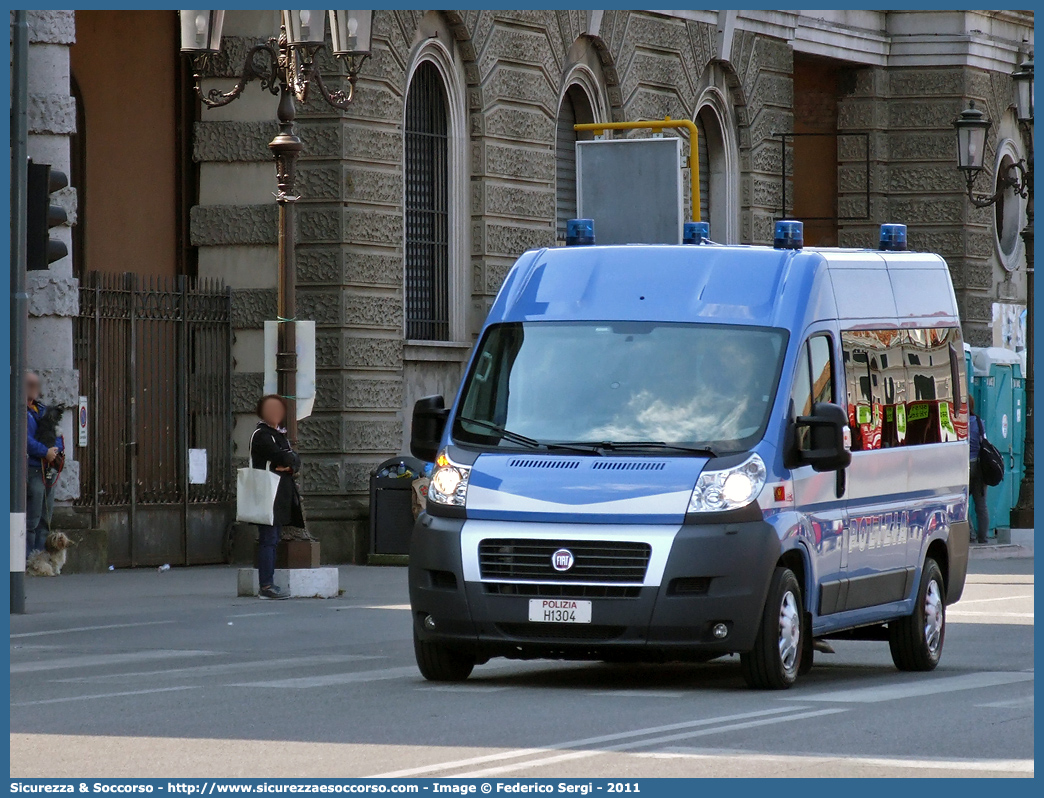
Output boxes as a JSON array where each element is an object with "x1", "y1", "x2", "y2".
[{"x1": 9, "y1": 555, "x2": 1034, "y2": 778}]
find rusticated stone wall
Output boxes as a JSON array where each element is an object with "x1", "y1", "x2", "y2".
[
  {"x1": 729, "y1": 32, "x2": 792, "y2": 245},
  {"x1": 837, "y1": 66, "x2": 1022, "y2": 346},
  {"x1": 464, "y1": 10, "x2": 578, "y2": 309},
  {"x1": 21, "y1": 10, "x2": 80, "y2": 501}
]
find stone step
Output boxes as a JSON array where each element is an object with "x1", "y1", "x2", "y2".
[{"x1": 237, "y1": 567, "x2": 339, "y2": 598}]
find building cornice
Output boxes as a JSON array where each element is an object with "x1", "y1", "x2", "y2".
[{"x1": 643, "y1": 8, "x2": 1033, "y2": 73}]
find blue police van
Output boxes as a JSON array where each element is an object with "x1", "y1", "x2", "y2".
[{"x1": 407, "y1": 221, "x2": 970, "y2": 689}]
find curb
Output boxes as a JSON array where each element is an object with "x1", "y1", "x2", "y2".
[
  {"x1": 968, "y1": 543, "x2": 1033, "y2": 560},
  {"x1": 367, "y1": 553, "x2": 409, "y2": 567}
]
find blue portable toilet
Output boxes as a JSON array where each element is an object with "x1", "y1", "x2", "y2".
[
  {"x1": 1010, "y1": 361, "x2": 1027, "y2": 519},
  {"x1": 971, "y1": 348, "x2": 1025, "y2": 539}
]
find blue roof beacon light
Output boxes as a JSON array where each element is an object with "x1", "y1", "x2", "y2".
[
  {"x1": 773, "y1": 220, "x2": 803, "y2": 250},
  {"x1": 683, "y1": 221, "x2": 710, "y2": 245},
  {"x1": 879, "y1": 223, "x2": 908, "y2": 252},
  {"x1": 566, "y1": 218, "x2": 595, "y2": 246}
]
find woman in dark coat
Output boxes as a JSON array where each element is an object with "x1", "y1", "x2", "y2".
[{"x1": 250, "y1": 394, "x2": 304, "y2": 599}]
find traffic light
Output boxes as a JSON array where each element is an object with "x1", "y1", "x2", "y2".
[{"x1": 26, "y1": 160, "x2": 68, "y2": 270}]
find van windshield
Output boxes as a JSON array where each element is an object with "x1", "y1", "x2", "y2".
[{"x1": 453, "y1": 321, "x2": 787, "y2": 452}]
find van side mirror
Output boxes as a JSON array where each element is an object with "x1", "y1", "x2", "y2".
[
  {"x1": 796, "y1": 402, "x2": 852, "y2": 472},
  {"x1": 410, "y1": 395, "x2": 449, "y2": 463}
]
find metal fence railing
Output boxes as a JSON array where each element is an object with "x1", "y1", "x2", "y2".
[{"x1": 73, "y1": 271, "x2": 233, "y2": 566}]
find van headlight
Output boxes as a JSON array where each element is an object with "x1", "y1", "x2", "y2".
[
  {"x1": 428, "y1": 451, "x2": 471, "y2": 507},
  {"x1": 688, "y1": 453, "x2": 767, "y2": 513}
]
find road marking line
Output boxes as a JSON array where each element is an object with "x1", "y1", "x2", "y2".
[
  {"x1": 373, "y1": 706, "x2": 804, "y2": 777},
  {"x1": 11, "y1": 686, "x2": 198, "y2": 707},
  {"x1": 956, "y1": 594, "x2": 1033, "y2": 604},
  {"x1": 636, "y1": 748, "x2": 1033, "y2": 774},
  {"x1": 784, "y1": 671, "x2": 1034, "y2": 704},
  {"x1": 228, "y1": 612, "x2": 281, "y2": 618},
  {"x1": 589, "y1": 690, "x2": 688, "y2": 698},
  {"x1": 966, "y1": 575, "x2": 1034, "y2": 585},
  {"x1": 454, "y1": 708, "x2": 846, "y2": 777},
  {"x1": 976, "y1": 696, "x2": 1034, "y2": 709},
  {"x1": 236, "y1": 657, "x2": 551, "y2": 689},
  {"x1": 10, "y1": 644, "x2": 62, "y2": 651},
  {"x1": 330, "y1": 604, "x2": 411, "y2": 611},
  {"x1": 948, "y1": 610, "x2": 1034, "y2": 618},
  {"x1": 11, "y1": 650, "x2": 214, "y2": 674},
  {"x1": 236, "y1": 665, "x2": 420, "y2": 688},
  {"x1": 420, "y1": 685, "x2": 509, "y2": 693},
  {"x1": 10, "y1": 621, "x2": 176, "y2": 639},
  {"x1": 55, "y1": 654, "x2": 381, "y2": 683}
]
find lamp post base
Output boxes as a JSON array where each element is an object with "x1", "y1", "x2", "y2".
[
  {"x1": 1008, "y1": 507, "x2": 1034, "y2": 529},
  {"x1": 1010, "y1": 149, "x2": 1033, "y2": 532}
]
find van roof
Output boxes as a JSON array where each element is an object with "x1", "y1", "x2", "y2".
[{"x1": 487, "y1": 244, "x2": 959, "y2": 332}]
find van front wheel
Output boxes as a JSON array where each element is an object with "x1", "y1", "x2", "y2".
[
  {"x1": 889, "y1": 558, "x2": 945, "y2": 671},
  {"x1": 740, "y1": 566, "x2": 804, "y2": 690},
  {"x1": 413, "y1": 629, "x2": 475, "y2": 682}
]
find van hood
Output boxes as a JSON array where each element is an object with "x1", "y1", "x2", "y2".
[{"x1": 464, "y1": 452, "x2": 712, "y2": 524}]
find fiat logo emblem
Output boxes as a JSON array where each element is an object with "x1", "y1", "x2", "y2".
[{"x1": 551, "y1": 548, "x2": 575, "y2": 572}]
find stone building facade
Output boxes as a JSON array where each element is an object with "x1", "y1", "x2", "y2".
[
  {"x1": 17, "y1": 9, "x2": 1034, "y2": 561},
  {"x1": 18, "y1": 10, "x2": 79, "y2": 503}
]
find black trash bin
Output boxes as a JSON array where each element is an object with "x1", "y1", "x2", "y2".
[{"x1": 369, "y1": 456, "x2": 428, "y2": 555}]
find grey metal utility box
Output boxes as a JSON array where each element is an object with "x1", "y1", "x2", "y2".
[{"x1": 576, "y1": 137, "x2": 684, "y2": 245}]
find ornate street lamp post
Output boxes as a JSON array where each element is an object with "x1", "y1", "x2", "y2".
[
  {"x1": 952, "y1": 57, "x2": 1034, "y2": 529},
  {"x1": 1010, "y1": 58, "x2": 1034, "y2": 528},
  {"x1": 952, "y1": 103, "x2": 1028, "y2": 207},
  {"x1": 179, "y1": 10, "x2": 372, "y2": 445}
]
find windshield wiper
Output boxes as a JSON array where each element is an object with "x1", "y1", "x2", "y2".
[
  {"x1": 554, "y1": 440, "x2": 718, "y2": 457},
  {"x1": 455, "y1": 416, "x2": 542, "y2": 449},
  {"x1": 456, "y1": 418, "x2": 605, "y2": 455},
  {"x1": 544, "y1": 442, "x2": 607, "y2": 455}
]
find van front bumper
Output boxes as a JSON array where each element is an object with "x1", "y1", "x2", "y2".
[{"x1": 408, "y1": 514, "x2": 781, "y2": 660}]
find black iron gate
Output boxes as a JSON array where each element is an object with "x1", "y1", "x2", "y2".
[{"x1": 73, "y1": 272, "x2": 234, "y2": 566}]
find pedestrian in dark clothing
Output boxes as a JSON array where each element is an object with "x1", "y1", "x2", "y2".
[
  {"x1": 968, "y1": 396, "x2": 989, "y2": 544},
  {"x1": 26, "y1": 372, "x2": 63, "y2": 556},
  {"x1": 250, "y1": 394, "x2": 303, "y2": 599}
]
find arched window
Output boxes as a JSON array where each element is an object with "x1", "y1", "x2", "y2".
[
  {"x1": 695, "y1": 113, "x2": 710, "y2": 226},
  {"x1": 405, "y1": 62, "x2": 450, "y2": 341},
  {"x1": 694, "y1": 99, "x2": 737, "y2": 243},
  {"x1": 555, "y1": 85, "x2": 595, "y2": 243}
]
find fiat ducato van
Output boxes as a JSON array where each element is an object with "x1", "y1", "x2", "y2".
[{"x1": 407, "y1": 221, "x2": 969, "y2": 689}]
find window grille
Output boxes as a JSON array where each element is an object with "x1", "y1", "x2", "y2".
[{"x1": 405, "y1": 62, "x2": 450, "y2": 341}]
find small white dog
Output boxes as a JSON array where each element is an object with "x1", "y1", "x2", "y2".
[{"x1": 26, "y1": 531, "x2": 75, "y2": 577}]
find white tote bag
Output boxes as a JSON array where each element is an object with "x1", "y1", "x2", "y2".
[{"x1": 236, "y1": 430, "x2": 282, "y2": 525}]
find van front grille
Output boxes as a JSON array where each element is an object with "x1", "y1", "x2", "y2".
[
  {"x1": 483, "y1": 583, "x2": 642, "y2": 599},
  {"x1": 478, "y1": 539, "x2": 651, "y2": 583}
]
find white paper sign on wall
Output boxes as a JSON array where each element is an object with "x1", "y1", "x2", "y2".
[
  {"x1": 263, "y1": 320, "x2": 316, "y2": 421},
  {"x1": 188, "y1": 449, "x2": 208, "y2": 484}
]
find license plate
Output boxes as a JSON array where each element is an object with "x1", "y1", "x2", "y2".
[{"x1": 528, "y1": 599, "x2": 592, "y2": 624}]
